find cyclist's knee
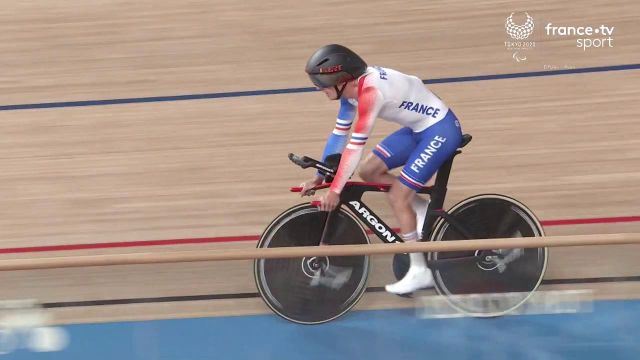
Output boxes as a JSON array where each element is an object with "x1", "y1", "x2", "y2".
[
  {"x1": 358, "y1": 165, "x2": 376, "y2": 182},
  {"x1": 359, "y1": 155, "x2": 387, "y2": 182},
  {"x1": 387, "y1": 182, "x2": 414, "y2": 210}
]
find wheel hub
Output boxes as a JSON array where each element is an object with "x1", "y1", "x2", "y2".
[
  {"x1": 301, "y1": 256, "x2": 330, "y2": 278},
  {"x1": 475, "y1": 250, "x2": 501, "y2": 271},
  {"x1": 474, "y1": 248, "x2": 524, "y2": 272}
]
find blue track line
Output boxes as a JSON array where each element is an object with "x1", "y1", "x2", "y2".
[{"x1": 1, "y1": 63, "x2": 638, "y2": 112}]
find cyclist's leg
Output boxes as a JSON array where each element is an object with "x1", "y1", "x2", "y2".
[
  {"x1": 398, "y1": 112, "x2": 463, "y2": 194},
  {"x1": 385, "y1": 180, "x2": 434, "y2": 294},
  {"x1": 360, "y1": 127, "x2": 431, "y2": 233},
  {"x1": 358, "y1": 154, "x2": 396, "y2": 184},
  {"x1": 386, "y1": 112, "x2": 463, "y2": 294},
  {"x1": 398, "y1": 112, "x2": 463, "y2": 235},
  {"x1": 359, "y1": 127, "x2": 414, "y2": 183},
  {"x1": 388, "y1": 182, "x2": 419, "y2": 239}
]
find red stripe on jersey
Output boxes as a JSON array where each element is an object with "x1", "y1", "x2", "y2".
[
  {"x1": 401, "y1": 172, "x2": 423, "y2": 187},
  {"x1": 358, "y1": 73, "x2": 370, "y2": 95},
  {"x1": 375, "y1": 145, "x2": 391, "y2": 157}
]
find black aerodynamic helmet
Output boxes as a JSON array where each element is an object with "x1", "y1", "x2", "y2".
[{"x1": 305, "y1": 44, "x2": 368, "y2": 89}]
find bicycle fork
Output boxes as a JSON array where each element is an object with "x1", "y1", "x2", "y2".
[{"x1": 318, "y1": 209, "x2": 338, "y2": 246}]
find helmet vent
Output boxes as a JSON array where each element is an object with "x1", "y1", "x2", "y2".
[{"x1": 316, "y1": 58, "x2": 329, "y2": 66}]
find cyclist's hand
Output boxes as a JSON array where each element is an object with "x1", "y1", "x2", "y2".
[
  {"x1": 300, "y1": 176, "x2": 323, "y2": 197},
  {"x1": 319, "y1": 190, "x2": 340, "y2": 212}
]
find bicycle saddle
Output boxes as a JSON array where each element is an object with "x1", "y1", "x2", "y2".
[{"x1": 460, "y1": 134, "x2": 472, "y2": 148}]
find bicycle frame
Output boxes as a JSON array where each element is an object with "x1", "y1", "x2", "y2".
[
  {"x1": 290, "y1": 147, "x2": 490, "y2": 267},
  {"x1": 333, "y1": 150, "x2": 471, "y2": 244},
  {"x1": 289, "y1": 137, "x2": 500, "y2": 267}
]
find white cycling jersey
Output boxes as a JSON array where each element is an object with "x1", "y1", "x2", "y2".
[{"x1": 327, "y1": 66, "x2": 452, "y2": 194}]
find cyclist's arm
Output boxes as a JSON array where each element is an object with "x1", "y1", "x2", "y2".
[
  {"x1": 321, "y1": 98, "x2": 356, "y2": 159},
  {"x1": 316, "y1": 97, "x2": 356, "y2": 178},
  {"x1": 329, "y1": 85, "x2": 384, "y2": 194}
]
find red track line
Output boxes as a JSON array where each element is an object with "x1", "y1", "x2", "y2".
[
  {"x1": 540, "y1": 216, "x2": 640, "y2": 226},
  {"x1": 0, "y1": 236, "x2": 259, "y2": 254},
  {"x1": 0, "y1": 215, "x2": 638, "y2": 255}
]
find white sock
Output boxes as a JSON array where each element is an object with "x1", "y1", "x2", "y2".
[
  {"x1": 409, "y1": 252, "x2": 427, "y2": 270},
  {"x1": 400, "y1": 231, "x2": 418, "y2": 242},
  {"x1": 401, "y1": 231, "x2": 427, "y2": 271}
]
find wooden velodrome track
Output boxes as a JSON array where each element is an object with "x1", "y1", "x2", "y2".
[{"x1": 0, "y1": 0, "x2": 638, "y2": 325}]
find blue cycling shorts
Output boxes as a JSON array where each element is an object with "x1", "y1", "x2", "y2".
[{"x1": 372, "y1": 110, "x2": 463, "y2": 191}]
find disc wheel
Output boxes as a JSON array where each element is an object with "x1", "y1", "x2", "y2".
[
  {"x1": 428, "y1": 194, "x2": 547, "y2": 316},
  {"x1": 254, "y1": 204, "x2": 370, "y2": 324}
]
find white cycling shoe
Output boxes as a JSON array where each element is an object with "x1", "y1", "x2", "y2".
[{"x1": 385, "y1": 266, "x2": 434, "y2": 295}]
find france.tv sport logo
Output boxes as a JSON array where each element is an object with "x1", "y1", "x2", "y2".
[{"x1": 545, "y1": 23, "x2": 614, "y2": 51}]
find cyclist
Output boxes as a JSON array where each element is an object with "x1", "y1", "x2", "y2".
[{"x1": 300, "y1": 44, "x2": 463, "y2": 295}]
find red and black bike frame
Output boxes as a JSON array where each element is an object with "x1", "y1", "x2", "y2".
[{"x1": 291, "y1": 149, "x2": 475, "y2": 249}]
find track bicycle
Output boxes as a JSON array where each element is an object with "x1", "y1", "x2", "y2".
[{"x1": 254, "y1": 134, "x2": 547, "y2": 324}]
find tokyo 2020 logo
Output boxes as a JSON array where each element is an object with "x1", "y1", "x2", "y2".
[{"x1": 505, "y1": 12, "x2": 535, "y2": 40}]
